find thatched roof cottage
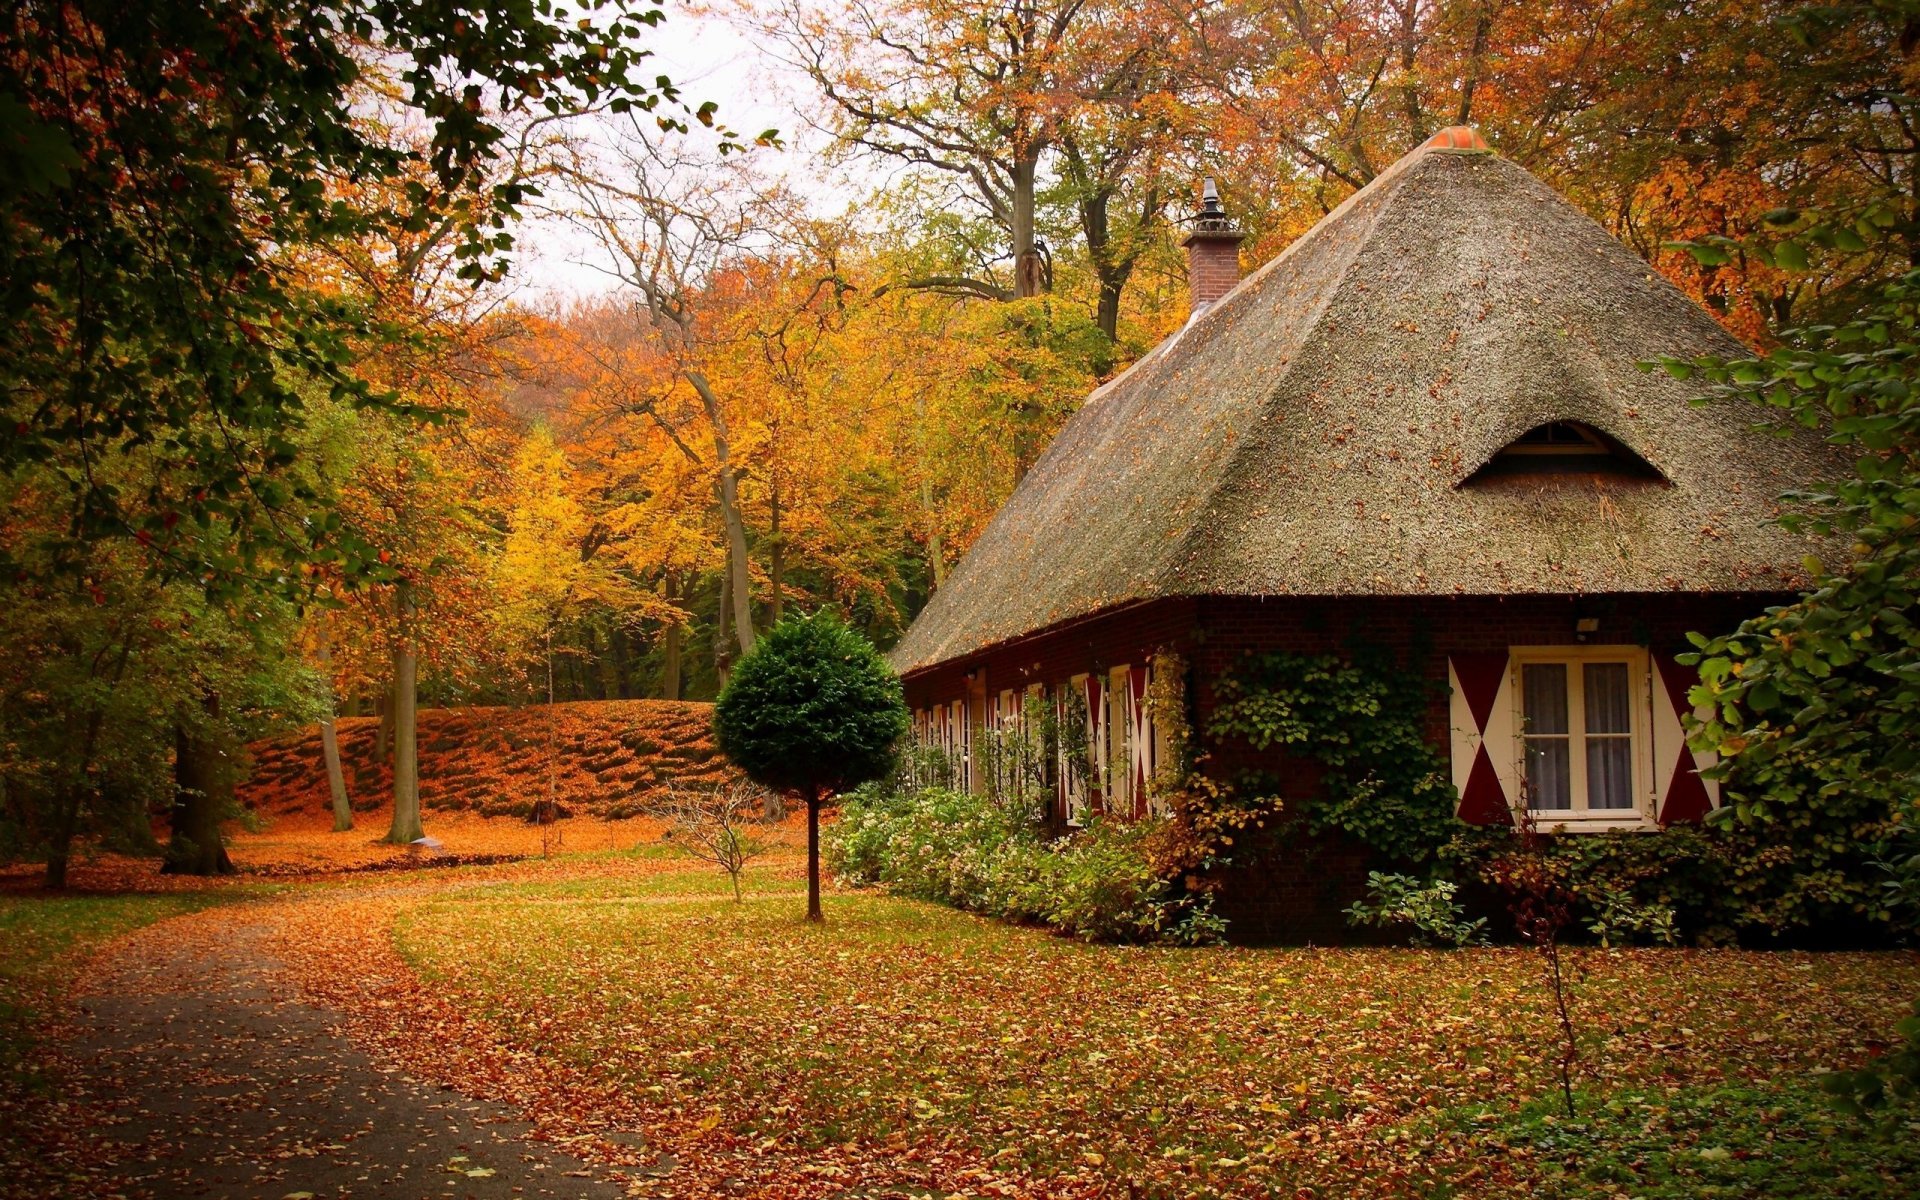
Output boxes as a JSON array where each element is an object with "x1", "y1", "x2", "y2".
[{"x1": 889, "y1": 128, "x2": 1840, "y2": 939}]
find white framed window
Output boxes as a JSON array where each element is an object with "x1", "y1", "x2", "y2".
[
  {"x1": 1063, "y1": 675, "x2": 1091, "y2": 826},
  {"x1": 1106, "y1": 665, "x2": 1133, "y2": 817},
  {"x1": 1510, "y1": 646, "x2": 1654, "y2": 828},
  {"x1": 948, "y1": 698, "x2": 969, "y2": 793}
]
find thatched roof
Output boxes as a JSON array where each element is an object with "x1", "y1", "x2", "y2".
[{"x1": 892, "y1": 135, "x2": 1843, "y2": 677}]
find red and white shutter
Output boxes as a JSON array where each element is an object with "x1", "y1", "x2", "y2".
[
  {"x1": 1083, "y1": 673, "x2": 1105, "y2": 810},
  {"x1": 1127, "y1": 664, "x2": 1152, "y2": 814},
  {"x1": 1448, "y1": 652, "x2": 1517, "y2": 824},
  {"x1": 1650, "y1": 653, "x2": 1719, "y2": 824}
]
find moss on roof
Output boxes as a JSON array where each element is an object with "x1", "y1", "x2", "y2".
[{"x1": 892, "y1": 145, "x2": 1844, "y2": 677}]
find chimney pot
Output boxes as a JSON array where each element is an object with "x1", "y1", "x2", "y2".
[
  {"x1": 1422, "y1": 125, "x2": 1489, "y2": 152},
  {"x1": 1182, "y1": 177, "x2": 1245, "y2": 319}
]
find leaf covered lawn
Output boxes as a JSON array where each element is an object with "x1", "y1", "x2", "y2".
[{"x1": 309, "y1": 860, "x2": 1920, "y2": 1199}]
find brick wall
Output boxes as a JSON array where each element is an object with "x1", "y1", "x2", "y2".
[
  {"x1": 1185, "y1": 237, "x2": 1243, "y2": 307},
  {"x1": 900, "y1": 590, "x2": 1791, "y2": 943}
]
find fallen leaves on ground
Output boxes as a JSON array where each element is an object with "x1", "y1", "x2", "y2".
[{"x1": 252, "y1": 857, "x2": 1920, "y2": 1199}]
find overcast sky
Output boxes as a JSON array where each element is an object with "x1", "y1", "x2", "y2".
[{"x1": 509, "y1": 4, "x2": 835, "y2": 302}]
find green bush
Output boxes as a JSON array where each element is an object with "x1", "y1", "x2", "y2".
[
  {"x1": 1344, "y1": 872, "x2": 1488, "y2": 947},
  {"x1": 1445, "y1": 818, "x2": 1910, "y2": 946},
  {"x1": 714, "y1": 610, "x2": 907, "y2": 922},
  {"x1": 827, "y1": 783, "x2": 1224, "y2": 944}
]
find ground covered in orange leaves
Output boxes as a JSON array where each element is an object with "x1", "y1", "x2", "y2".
[
  {"x1": 4, "y1": 853, "x2": 1916, "y2": 1200},
  {"x1": 42, "y1": 697, "x2": 754, "y2": 880},
  {"x1": 240, "y1": 700, "x2": 736, "y2": 822}
]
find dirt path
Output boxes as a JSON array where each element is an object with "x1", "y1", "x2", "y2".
[{"x1": 64, "y1": 909, "x2": 640, "y2": 1200}]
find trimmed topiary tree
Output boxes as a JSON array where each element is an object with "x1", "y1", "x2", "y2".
[{"x1": 714, "y1": 610, "x2": 908, "y2": 922}]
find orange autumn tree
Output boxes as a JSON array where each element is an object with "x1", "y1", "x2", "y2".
[
  {"x1": 557, "y1": 130, "x2": 791, "y2": 674},
  {"x1": 1184, "y1": 0, "x2": 1913, "y2": 343},
  {"x1": 296, "y1": 160, "x2": 530, "y2": 844}
]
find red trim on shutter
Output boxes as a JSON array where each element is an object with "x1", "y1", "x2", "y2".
[
  {"x1": 1654, "y1": 650, "x2": 1714, "y2": 824},
  {"x1": 1660, "y1": 758, "x2": 1712, "y2": 826},
  {"x1": 1452, "y1": 651, "x2": 1508, "y2": 733},
  {"x1": 1458, "y1": 746, "x2": 1513, "y2": 826},
  {"x1": 1121, "y1": 660, "x2": 1136, "y2": 810}
]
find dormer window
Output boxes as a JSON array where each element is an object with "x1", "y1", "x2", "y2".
[{"x1": 1462, "y1": 421, "x2": 1664, "y2": 486}]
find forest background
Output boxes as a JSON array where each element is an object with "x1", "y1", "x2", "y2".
[{"x1": 1, "y1": 0, "x2": 1913, "y2": 879}]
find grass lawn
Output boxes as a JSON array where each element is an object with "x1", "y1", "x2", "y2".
[
  {"x1": 0, "y1": 888, "x2": 266, "y2": 1080},
  {"x1": 389, "y1": 861, "x2": 1920, "y2": 1199}
]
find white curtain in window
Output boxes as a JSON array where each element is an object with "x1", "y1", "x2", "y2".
[
  {"x1": 1522, "y1": 663, "x2": 1571, "y2": 809},
  {"x1": 1584, "y1": 663, "x2": 1635, "y2": 809}
]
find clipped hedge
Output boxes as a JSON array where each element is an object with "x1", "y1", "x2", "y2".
[{"x1": 827, "y1": 784, "x2": 1225, "y2": 944}]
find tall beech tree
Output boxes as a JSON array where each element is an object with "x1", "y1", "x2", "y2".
[{"x1": 560, "y1": 132, "x2": 801, "y2": 669}]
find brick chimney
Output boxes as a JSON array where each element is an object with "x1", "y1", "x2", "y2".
[{"x1": 1182, "y1": 178, "x2": 1245, "y2": 321}]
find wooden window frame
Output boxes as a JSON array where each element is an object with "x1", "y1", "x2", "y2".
[
  {"x1": 1105, "y1": 665, "x2": 1133, "y2": 817},
  {"x1": 1508, "y1": 645, "x2": 1657, "y2": 832},
  {"x1": 1063, "y1": 674, "x2": 1091, "y2": 826}
]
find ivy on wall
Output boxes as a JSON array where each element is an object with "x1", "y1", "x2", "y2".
[
  {"x1": 1143, "y1": 651, "x2": 1193, "y2": 799},
  {"x1": 1205, "y1": 647, "x2": 1458, "y2": 864}
]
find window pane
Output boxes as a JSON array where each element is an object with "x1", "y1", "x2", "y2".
[
  {"x1": 1587, "y1": 737, "x2": 1635, "y2": 809},
  {"x1": 1526, "y1": 738, "x2": 1571, "y2": 809},
  {"x1": 1584, "y1": 663, "x2": 1632, "y2": 735},
  {"x1": 1522, "y1": 664, "x2": 1569, "y2": 734}
]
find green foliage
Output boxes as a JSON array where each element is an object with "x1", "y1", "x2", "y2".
[
  {"x1": 1445, "y1": 823, "x2": 1896, "y2": 945},
  {"x1": 1585, "y1": 885, "x2": 1680, "y2": 949},
  {"x1": 1659, "y1": 214, "x2": 1920, "y2": 1110},
  {"x1": 1343, "y1": 872, "x2": 1488, "y2": 947},
  {"x1": 1465, "y1": 1078, "x2": 1920, "y2": 1200},
  {"x1": 828, "y1": 784, "x2": 1224, "y2": 944},
  {"x1": 0, "y1": 0, "x2": 729, "y2": 594},
  {"x1": 1871, "y1": 810, "x2": 1920, "y2": 933},
  {"x1": 972, "y1": 691, "x2": 1061, "y2": 824},
  {"x1": 1822, "y1": 1000, "x2": 1920, "y2": 1117},
  {"x1": 1660, "y1": 262, "x2": 1920, "y2": 828},
  {"x1": 0, "y1": 534, "x2": 322, "y2": 878},
  {"x1": 714, "y1": 610, "x2": 908, "y2": 801},
  {"x1": 1207, "y1": 648, "x2": 1457, "y2": 863}
]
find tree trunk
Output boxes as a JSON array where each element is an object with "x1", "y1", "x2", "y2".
[
  {"x1": 163, "y1": 694, "x2": 236, "y2": 876},
  {"x1": 1011, "y1": 154, "x2": 1044, "y2": 298},
  {"x1": 386, "y1": 583, "x2": 424, "y2": 844},
  {"x1": 316, "y1": 620, "x2": 352, "y2": 831},
  {"x1": 607, "y1": 622, "x2": 629, "y2": 700},
  {"x1": 686, "y1": 370, "x2": 755, "y2": 656},
  {"x1": 768, "y1": 481, "x2": 784, "y2": 625},
  {"x1": 375, "y1": 681, "x2": 393, "y2": 764},
  {"x1": 661, "y1": 571, "x2": 682, "y2": 701},
  {"x1": 43, "y1": 784, "x2": 82, "y2": 890},
  {"x1": 1455, "y1": 7, "x2": 1493, "y2": 126},
  {"x1": 805, "y1": 788, "x2": 823, "y2": 923},
  {"x1": 713, "y1": 569, "x2": 733, "y2": 689},
  {"x1": 1079, "y1": 183, "x2": 1121, "y2": 357},
  {"x1": 1396, "y1": 0, "x2": 1427, "y2": 143},
  {"x1": 45, "y1": 635, "x2": 134, "y2": 888},
  {"x1": 594, "y1": 622, "x2": 622, "y2": 700},
  {"x1": 916, "y1": 393, "x2": 945, "y2": 590}
]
